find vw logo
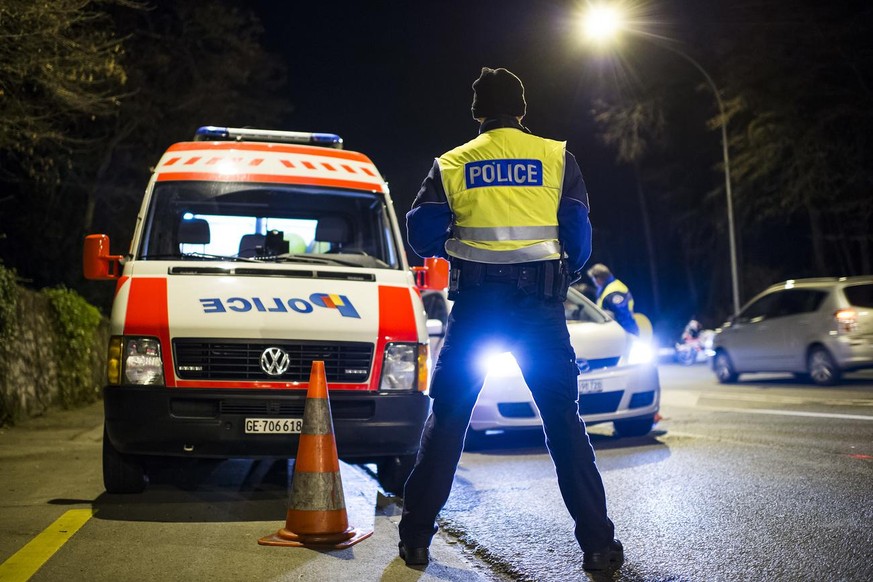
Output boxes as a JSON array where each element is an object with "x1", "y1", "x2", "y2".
[{"x1": 260, "y1": 347, "x2": 290, "y2": 376}]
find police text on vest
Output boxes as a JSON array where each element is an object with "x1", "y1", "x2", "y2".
[{"x1": 465, "y1": 159, "x2": 543, "y2": 189}]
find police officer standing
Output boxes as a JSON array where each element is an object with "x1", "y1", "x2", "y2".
[
  {"x1": 400, "y1": 67, "x2": 623, "y2": 573},
  {"x1": 587, "y1": 263, "x2": 640, "y2": 336}
]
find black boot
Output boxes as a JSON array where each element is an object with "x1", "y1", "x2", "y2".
[
  {"x1": 398, "y1": 540, "x2": 430, "y2": 566},
  {"x1": 582, "y1": 539, "x2": 624, "y2": 572}
]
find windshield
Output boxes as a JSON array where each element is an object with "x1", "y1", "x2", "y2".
[
  {"x1": 565, "y1": 287, "x2": 611, "y2": 324},
  {"x1": 138, "y1": 181, "x2": 400, "y2": 269}
]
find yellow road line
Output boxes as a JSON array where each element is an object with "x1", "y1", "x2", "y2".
[{"x1": 0, "y1": 509, "x2": 93, "y2": 582}]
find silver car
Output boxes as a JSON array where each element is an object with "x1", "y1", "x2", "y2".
[{"x1": 712, "y1": 276, "x2": 873, "y2": 385}]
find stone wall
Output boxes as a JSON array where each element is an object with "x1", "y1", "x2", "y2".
[{"x1": 0, "y1": 286, "x2": 108, "y2": 426}]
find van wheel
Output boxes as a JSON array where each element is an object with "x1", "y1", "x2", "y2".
[
  {"x1": 376, "y1": 454, "x2": 416, "y2": 496},
  {"x1": 613, "y1": 415, "x2": 655, "y2": 438},
  {"x1": 103, "y1": 425, "x2": 147, "y2": 494},
  {"x1": 713, "y1": 351, "x2": 739, "y2": 384},
  {"x1": 807, "y1": 347, "x2": 841, "y2": 386}
]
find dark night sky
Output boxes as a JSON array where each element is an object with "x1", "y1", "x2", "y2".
[
  {"x1": 247, "y1": 0, "x2": 720, "y2": 330},
  {"x1": 249, "y1": 1, "x2": 637, "y2": 215}
]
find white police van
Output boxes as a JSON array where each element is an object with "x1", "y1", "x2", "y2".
[{"x1": 83, "y1": 126, "x2": 448, "y2": 493}]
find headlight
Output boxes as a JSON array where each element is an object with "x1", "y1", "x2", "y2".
[
  {"x1": 109, "y1": 336, "x2": 164, "y2": 385},
  {"x1": 480, "y1": 351, "x2": 522, "y2": 377},
  {"x1": 380, "y1": 343, "x2": 427, "y2": 391},
  {"x1": 626, "y1": 337, "x2": 654, "y2": 365}
]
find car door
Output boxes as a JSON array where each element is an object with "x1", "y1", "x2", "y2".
[
  {"x1": 721, "y1": 292, "x2": 783, "y2": 372},
  {"x1": 777, "y1": 289, "x2": 828, "y2": 370}
]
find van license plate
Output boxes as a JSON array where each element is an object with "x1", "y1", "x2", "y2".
[
  {"x1": 579, "y1": 380, "x2": 603, "y2": 394},
  {"x1": 245, "y1": 418, "x2": 303, "y2": 434}
]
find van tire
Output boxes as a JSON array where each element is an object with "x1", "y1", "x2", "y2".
[
  {"x1": 103, "y1": 425, "x2": 147, "y2": 494},
  {"x1": 376, "y1": 454, "x2": 417, "y2": 496}
]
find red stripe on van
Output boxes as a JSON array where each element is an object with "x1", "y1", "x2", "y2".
[
  {"x1": 372, "y1": 286, "x2": 418, "y2": 389},
  {"x1": 154, "y1": 172, "x2": 385, "y2": 193},
  {"x1": 123, "y1": 278, "x2": 175, "y2": 387}
]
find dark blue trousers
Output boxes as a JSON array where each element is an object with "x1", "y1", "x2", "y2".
[{"x1": 399, "y1": 282, "x2": 616, "y2": 552}]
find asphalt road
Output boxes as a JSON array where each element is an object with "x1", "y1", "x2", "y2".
[
  {"x1": 1, "y1": 363, "x2": 871, "y2": 581},
  {"x1": 442, "y1": 363, "x2": 873, "y2": 581}
]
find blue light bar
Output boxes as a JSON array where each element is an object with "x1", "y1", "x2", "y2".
[{"x1": 193, "y1": 126, "x2": 343, "y2": 149}]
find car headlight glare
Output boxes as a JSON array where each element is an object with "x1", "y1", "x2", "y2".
[
  {"x1": 380, "y1": 343, "x2": 422, "y2": 391},
  {"x1": 122, "y1": 337, "x2": 164, "y2": 385},
  {"x1": 627, "y1": 337, "x2": 654, "y2": 365},
  {"x1": 480, "y1": 351, "x2": 522, "y2": 378}
]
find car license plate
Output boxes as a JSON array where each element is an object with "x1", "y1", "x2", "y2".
[
  {"x1": 579, "y1": 379, "x2": 603, "y2": 394},
  {"x1": 244, "y1": 418, "x2": 303, "y2": 434}
]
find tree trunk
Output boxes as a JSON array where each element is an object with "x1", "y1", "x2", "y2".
[
  {"x1": 634, "y1": 163, "x2": 660, "y2": 317},
  {"x1": 805, "y1": 203, "x2": 827, "y2": 274}
]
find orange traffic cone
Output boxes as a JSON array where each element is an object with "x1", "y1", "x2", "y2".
[{"x1": 258, "y1": 360, "x2": 373, "y2": 549}]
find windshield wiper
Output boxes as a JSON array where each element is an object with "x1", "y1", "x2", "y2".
[
  {"x1": 140, "y1": 252, "x2": 259, "y2": 262},
  {"x1": 270, "y1": 253, "x2": 342, "y2": 265}
]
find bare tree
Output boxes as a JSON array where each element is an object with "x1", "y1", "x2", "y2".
[
  {"x1": 593, "y1": 97, "x2": 666, "y2": 316},
  {"x1": 0, "y1": 0, "x2": 138, "y2": 159}
]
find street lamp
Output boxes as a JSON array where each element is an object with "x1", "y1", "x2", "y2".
[{"x1": 580, "y1": 6, "x2": 742, "y2": 315}]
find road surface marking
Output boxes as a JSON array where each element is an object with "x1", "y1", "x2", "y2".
[
  {"x1": 698, "y1": 405, "x2": 873, "y2": 421},
  {"x1": 0, "y1": 508, "x2": 93, "y2": 582}
]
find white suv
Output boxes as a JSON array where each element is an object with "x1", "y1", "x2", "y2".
[{"x1": 712, "y1": 276, "x2": 873, "y2": 385}]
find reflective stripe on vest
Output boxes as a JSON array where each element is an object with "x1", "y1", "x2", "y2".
[{"x1": 438, "y1": 128, "x2": 565, "y2": 264}]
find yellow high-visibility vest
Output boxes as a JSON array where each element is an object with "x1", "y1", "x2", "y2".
[
  {"x1": 597, "y1": 279, "x2": 635, "y2": 313},
  {"x1": 438, "y1": 128, "x2": 565, "y2": 264}
]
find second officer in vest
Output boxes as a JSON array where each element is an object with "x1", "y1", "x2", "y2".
[{"x1": 400, "y1": 67, "x2": 623, "y2": 573}]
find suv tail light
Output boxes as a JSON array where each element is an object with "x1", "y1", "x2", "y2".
[{"x1": 835, "y1": 308, "x2": 857, "y2": 333}]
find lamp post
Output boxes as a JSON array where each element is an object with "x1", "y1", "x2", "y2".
[{"x1": 581, "y1": 6, "x2": 742, "y2": 315}]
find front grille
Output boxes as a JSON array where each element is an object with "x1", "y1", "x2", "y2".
[
  {"x1": 577, "y1": 356, "x2": 621, "y2": 373},
  {"x1": 629, "y1": 390, "x2": 656, "y2": 409},
  {"x1": 167, "y1": 397, "x2": 375, "y2": 420},
  {"x1": 497, "y1": 402, "x2": 537, "y2": 419},
  {"x1": 218, "y1": 399, "x2": 375, "y2": 420},
  {"x1": 579, "y1": 391, "x2": 623, "y2": 415},
  {"x1": 173, "y1": 339, "x2": 373, "y2": 383}
]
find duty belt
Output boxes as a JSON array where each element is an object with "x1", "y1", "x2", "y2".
[
  {"x1": 449, "y1": 259, "x2": 569, "y2": 302},
  {"x1": 482, "y1": 263, "x2": 524, "y2": 281}
]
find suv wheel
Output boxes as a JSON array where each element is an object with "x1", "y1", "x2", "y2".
[
  {"x1": 807, "y1": 347, "x2": 841, "y2": 386},
  {"x1": 713, "y1": 351, "x2": 738, "y2": 384}
]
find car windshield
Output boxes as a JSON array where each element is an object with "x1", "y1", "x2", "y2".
[
  {"x1": 138, "y1": 181, "x2": 400, "y2": 269},
  {"x1": 565, "y1": 287, "x2": 611, "y2": 323}
]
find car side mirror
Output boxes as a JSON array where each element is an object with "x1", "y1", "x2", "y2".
[
  {"x1": 83, "y1": 234, "x2": 123, "y2": 280},
  {"x1": 426, "y1": 318, "x2": 445, "y2": 337},
  {"x1": 412, "y1": 257, "x2": 450, "y2": 290}
]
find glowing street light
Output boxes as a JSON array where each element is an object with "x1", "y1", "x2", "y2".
[
  {"x1": 580, "y1": 5, "x2": 742, "y2": 315},
  {"x1": 582, "y1": 5, "x2": 624, "y2": 43}
]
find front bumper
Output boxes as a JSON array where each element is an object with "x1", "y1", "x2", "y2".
[
  {"x1": 469, "y1": 363, "x2": 660, "y2": 432},
  {"x1": 104, "y1": 385, "x2": 429, "y2": 461}
]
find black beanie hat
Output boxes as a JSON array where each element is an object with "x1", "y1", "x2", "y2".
[{"x1": 471, "y1": 67, "x2": 526, "y2": 119}]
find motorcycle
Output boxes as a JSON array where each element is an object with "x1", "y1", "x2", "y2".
[{"x1": 675, "y1": 321, "x2": 714, "y2": 366}]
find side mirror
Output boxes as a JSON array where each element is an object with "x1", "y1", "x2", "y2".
[
  {"x1": 426, "y1": 318, "x2": 445, "y2": 337},
  {"x1": 412, "y1": 257, "x2": 450, "y2": 290},
  {"x1": 83, "y1": 234, "x2": 123, "y2": 280}
]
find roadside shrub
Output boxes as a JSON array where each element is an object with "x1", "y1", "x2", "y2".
[
  {"x1": 0, "y1": 263, "x2": 20, "y2": 425},
  {"x1": 42, "y1": 286, "x2": 103, "y2": 408}
]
